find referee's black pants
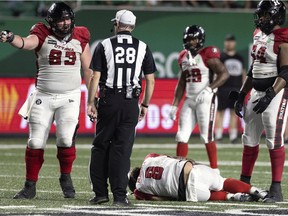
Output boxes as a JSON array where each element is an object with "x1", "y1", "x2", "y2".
[{"x1": 89, "y1": 90, "x2": 139, "y2": 201}]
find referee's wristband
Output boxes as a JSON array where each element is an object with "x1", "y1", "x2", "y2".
[{"x1": 141, "y1": 103, "x2": 149, "y2": 108}]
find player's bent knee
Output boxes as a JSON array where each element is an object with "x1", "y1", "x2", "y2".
[
  {"x1": 28, "y1": 138, "x2": 45, "y2": 149},
  {"x1": 57, "y1": 137, "x2": 73, "y2": 148}
]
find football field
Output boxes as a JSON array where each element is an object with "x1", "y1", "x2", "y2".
[{"x1": 1, "y1": 136, "x2": 288, "y2": 216}]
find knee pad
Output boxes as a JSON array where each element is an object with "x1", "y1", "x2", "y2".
[
  {"x1": 28, "y1": 138, "x2": 45, "y2": 149},
  {"x1": 57, "y1": 137, "x2": 73, "y2": 148}
]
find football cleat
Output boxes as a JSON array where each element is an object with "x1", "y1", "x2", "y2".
[
  {"x1": 89, "y1": 196, "x2": 109, "y2": 205},
  {"x1": 230, "y1": 193, "x2": 254, "y2": 202},
  {"x1": 59, "y1": 174, "x2": 75, "y2": 198},
  {"x1": 13, "y1": 180, "x2": 36, "y2": 199},
  {"x1": 263, "y1": 183, "x2": 283, "y2": 203},
  {"x1": 113, "y1": 198, "x2": 132, "y2": 207}
]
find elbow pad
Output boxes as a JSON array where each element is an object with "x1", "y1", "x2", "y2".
[{"x1": 278, "y1": 65, "x2": 288, "y2": 86}]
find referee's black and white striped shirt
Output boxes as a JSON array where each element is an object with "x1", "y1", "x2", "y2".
[{"x1": 90, "y1": 31, "x2": 157, "y2": 89}]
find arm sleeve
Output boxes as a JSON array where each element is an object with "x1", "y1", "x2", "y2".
[
  {"x1": 142, "y1": 45, "x2": 157, "y2": 75},
  {"x1": 205, "y1": 46, "x2": 221, "y2": 59},
  {"x1": 90, "y1": 42, "x2": 106, "y2": 72}
]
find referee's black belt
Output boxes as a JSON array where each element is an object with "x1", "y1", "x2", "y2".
[{"x1": 105, "y1": 87, "x2": 125, "y2": 94}]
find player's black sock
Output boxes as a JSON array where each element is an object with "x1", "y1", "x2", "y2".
[{"x1": 240, "y1": 175, "x2": 251, "y2": 184}]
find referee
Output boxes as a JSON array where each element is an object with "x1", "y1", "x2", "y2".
[{"x1": 87, "y1": 10, "x2": 156, "y2": 206}]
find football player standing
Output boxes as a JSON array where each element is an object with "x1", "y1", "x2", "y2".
[
  {"x1": 234, "y1": 0, "x2": 287, "y2": 202},
  {"x1": 169, "y1": 25, "x2": 229, "y2": 171},
  {"x1": 0, "y1": 2, "x2": 92, "y2": 199}
]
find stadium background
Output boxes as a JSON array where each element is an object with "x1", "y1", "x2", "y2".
[{"x1": 0, "y1": 2, "x2": 287, "y2": 136}]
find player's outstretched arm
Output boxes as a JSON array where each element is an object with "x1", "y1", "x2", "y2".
[
  {"x1": 80, "y1": 43, "x2": 93, "y2": 89},
  {"x1": 206, "y1": 58, "x2": 229, "y2": 90},
  {"x1": 0, "y1": 30, "x2": 38, "y2": 50}
]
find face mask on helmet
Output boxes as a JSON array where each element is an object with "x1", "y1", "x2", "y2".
[
  {"x1": 254, "y1": 0, "x2": 286, "y2": 35},
  {"x1": 183, "y1": 26, "x2": 205, "y2": 56},
  {"x1": 46, "y1": 2, "x2": 75, "y2": 38}
]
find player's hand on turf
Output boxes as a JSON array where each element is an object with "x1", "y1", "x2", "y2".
[
  {"x1": 253, "y1": 87, "x2": 276, "y2": 114},
  {"x1": 196, "y1": 87, "x2": 213, "y2": 104},
  {"x1": 168, "y1": 105, "x2": 178, "y2": 121}
]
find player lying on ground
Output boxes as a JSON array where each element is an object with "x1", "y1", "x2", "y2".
[{"x1": 128, "y1": 153, "x2": 273, "y2": 202}]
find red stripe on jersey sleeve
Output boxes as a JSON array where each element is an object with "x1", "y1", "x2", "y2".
[
  {"x1": 273, "y1": 28, "x2": 288, "y2": 54},
  {"x1": 144, "y1": 153, "x2": 161, "y2": 160},
  {"x1": 200, "y1": 46, "x2": 220, "y2": 67},
  {"x1": 178, "y1": 50, "x2": 187, "y2": 65},
  {"x1": 30, "y1": 22, "x2": 51, "y2": 51},
  {"x1": 72, "y1": 26, "x2": 90, "y2": 52}
]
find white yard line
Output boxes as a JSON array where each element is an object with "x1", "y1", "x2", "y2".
[
  {"x1": 0, "y1": 143, "x2": 244, "y2": 149},
  {"x1": 135, "y1": 203, "x2": 207, "y2": 209},
  {"x1": 207, "y1": 202, "x2": 278, "y2": 207}
]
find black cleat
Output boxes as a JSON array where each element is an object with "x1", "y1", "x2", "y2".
[
  {"x1": 13, "y1": 180, "x2": 36, "y2": 199},
  {"x1": 230, "y1": 193, "x2": 254, "y2": 202},
  {"x1": 263, "y1": 183, "x2": 283, "y2": 203},
  {"x1": 59, "y1": 174, "x2": 75, "y2": 198},
  {"x1": 113, "y1": 198, "x2": 132, "y2": 207},
  {"x1": 89, "y1": 196, "x2": 109, "y2": 205}
]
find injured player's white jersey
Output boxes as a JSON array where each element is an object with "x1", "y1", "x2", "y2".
[
  {"x1": 136, "y1": 153, "x2": 187, "y2": 199},
  {"x1": 30, "y1": 23, "x2": 90, "y2": 93},
  {"x1": 252, "y1": 28, "x2": 288, "y2": 79}
]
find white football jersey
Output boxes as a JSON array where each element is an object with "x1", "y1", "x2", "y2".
[
  {"x1": 252, "y1": 28, "x2": 288, "y2": 79},
  {"x1": 136, "y1": 154, "x2": 187, "y2": 199},
  {"x1": 30, "y1": 23, "x2": 90, "y2": 93},
  {"x1": 178, "y1": 47, "x2": 220, "y2": 98}
]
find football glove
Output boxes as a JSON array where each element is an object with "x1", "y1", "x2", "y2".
[
  {"x1": 253, "y1": 87, "x2": 276, "y2": 114},
  {"x1": 0, "y1": 30, "x2": 14, "y2": 43},
  {"x1": 196, "y1": 86, "x2": 213, "y2": 104},
  {"x1": 169, "y1": 105, "x2": 178, "y2": 121},
  {"x1": 234, "y1": 91, "x2": 246, "y2": 118}
]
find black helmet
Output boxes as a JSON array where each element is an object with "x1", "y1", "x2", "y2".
[
  {"x1": 46, "y1": 2, "x2": 75, "y2": 38},
  {"x1": 254, "y1": 0, "x2": 286, "y2": 35},
  {"x1": 183, "y1": 25, "x2": 205, "y2": 55}
]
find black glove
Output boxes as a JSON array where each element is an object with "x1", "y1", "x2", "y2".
[
  {"x1": 234, "y1": 91, "x2": 246, "y2": 118},
  {"x1": 0, "y1": 30, "x2": 14, "y2": 43},
  {"x1": 253, "y1": 87, "x2": 276, "y2": 114}
]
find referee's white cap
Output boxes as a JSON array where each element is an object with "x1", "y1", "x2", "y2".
[{"x1": 111, "y1": 10, "x2": 136, "y2": 25}]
